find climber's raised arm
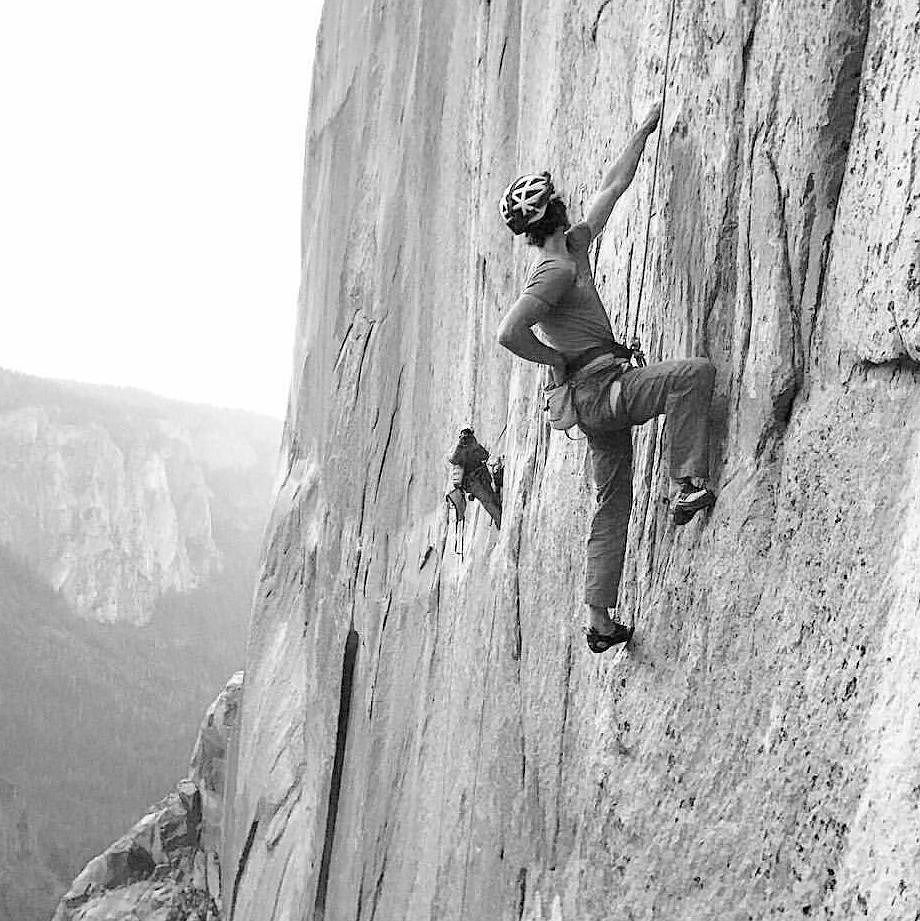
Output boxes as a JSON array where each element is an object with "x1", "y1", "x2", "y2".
[
  {"x1": 584, "y1": 101, "x2": 662, "y2": 239},
  {"x1": 497, "y1": 294, "x2": 568, "y2": 384}
]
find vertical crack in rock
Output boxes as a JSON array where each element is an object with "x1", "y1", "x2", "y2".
[
  {"x1": 468, "y1": 255, "x2": 488, "y2": 411},
  {"x1": 590, "y1": 0, "x2": 612, "y2": 43},
  {"x1": 764, "y1": 148, "x2": 802, "y2": 432},
  {"x1": 334, "y1": 308, "x2": 361, "y2": 373},
  {"x1": 475, "y1": 0, "x2": 492, "y2": 68},
  {"x1": 368, "y1": 593, "x2": 393, "y2": 719},
  {"x1": 512, "y1": 521, "x2": 524, "y2": 661},
  {"x1": 373, "y1": 366, "x2": 404, "y2": 500},
  {"x1": 229, "y1": 818, "x2": 259, "y2": 921},
  {"x1": 630, "y1": 413, "x2": 662, "y2": 592},
  {"x1": 404, "y1": 469, "x2": 415, "y2": 508},
  {"x1": 354, "y1": 866, "x2": 366, "y2": 921},
  {"x1": 510, "y1": 483, "x2": 529, "y2": 792},
  {"x1": 803, "y1": 3, "x2": 870, "y2": 369},
  {"x1": 739, "y1": 7, "x2": 758, "y2": 102},
  {"x1": 267, "y1": 850, "x2": 294, "y2": 921},
  {"x1": 623, "y1": 239, "x2": 634, "y2": 325},
  {"x1": 639, "y1": 422, "x2": 666, "y2": 584},
  {"x1": 516, "y1": 867, "x2": 527, "y2": 919},
  {"x1": 721, "y1": 8, "x2": 759, "y2": 412},
  {"x1": 463, "y1": 0, "x2": 493, "y2": 419},
  {"x1": 734, "y1": 122, "x2": 764, "y2": 415},
  {"x1": 459, "y1": 601, "x2": 501, "y2": 917},
  {"x1": 367, "y1": 853, "x2": 389, "y2": 921},
  {"x1": 702, "y1": 11, "x2": 753, "y2": 349},
  {"x1": 551, "y1": 640, "x2": 574, "y2": 866},
  {"x1": 352, "y1": 322, "x2": 378, "y2": 411},
  {"x1": 314, "y1": 629, "x2": 360, "y2": 921}
]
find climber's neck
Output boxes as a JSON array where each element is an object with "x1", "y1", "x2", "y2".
[{"x1": 539, "y1": 226, "x2": 568, "y2": 257}]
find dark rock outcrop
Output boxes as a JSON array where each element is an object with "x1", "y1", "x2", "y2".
[{"x1": 52, "y1": 672, "x2": 243, "y2": 921}]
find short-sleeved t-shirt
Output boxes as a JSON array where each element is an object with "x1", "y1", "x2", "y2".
[{"x1": 520, "y1": 221, "x2": 620, "y2": 361}]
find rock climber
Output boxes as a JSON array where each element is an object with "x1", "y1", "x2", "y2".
[
  {"x1": 495, "y1": 102, "x2": 716, "y2": 653},
  {"x1": 447, "y1": 428, "x2": 502, "y2": 529}
]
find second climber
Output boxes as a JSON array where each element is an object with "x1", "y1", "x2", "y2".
[{"x1": 447, "y1": 427, "x2": 502, "y2": 529}]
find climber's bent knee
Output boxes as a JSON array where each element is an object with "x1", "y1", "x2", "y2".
[{"x1": 685, "y1": 357, "x2": 715, "y2": 386}]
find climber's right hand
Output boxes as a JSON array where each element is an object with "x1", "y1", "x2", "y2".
[{"x1": 640, "y1": 101, "x2": 662, "y2": 135}]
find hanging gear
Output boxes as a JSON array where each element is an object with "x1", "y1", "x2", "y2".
[
  {"x1": 445, "y1": 487, "x2": 467, "y2": 559},
  {"x1": 629, "y1": 336, "x2": 647, "y2": 368},
  {"x1": 499, "y1": 171, "x2": 556, "y2": 235},
  {"x1": 543, "y1": 379, "x2": 579, "y2": 432},
  {"x1": 490, "y1": 456, "x2": 504, "y2": 505}
]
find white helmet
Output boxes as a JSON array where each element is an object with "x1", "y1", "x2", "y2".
[{"x1": 500, "y1": 171, "x2": 556, "y2": 234}]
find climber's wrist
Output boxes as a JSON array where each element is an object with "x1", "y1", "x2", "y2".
[{"x1": 550, "y1": 357, "x2": 568, "y2": 385}]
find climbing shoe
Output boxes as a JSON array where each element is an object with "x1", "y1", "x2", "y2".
[
  {"x1": 672, "y1": 484, "x2": 716, "y2": 526},
  {"x1": 584, "y1": 622, "x2": 634, "y2": 654}
]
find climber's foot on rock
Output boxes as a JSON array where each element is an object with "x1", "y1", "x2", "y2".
[
  {"x1": 584, "y1": 605, "x2": 633, "y2": 653},
  {"x1": 673, "y1": 482, "x2": 716, "y2": 526},
  {"x1": 584, "y1": 622, "x2": 634, "y2": 653}
]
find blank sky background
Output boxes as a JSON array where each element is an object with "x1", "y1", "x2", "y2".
[{"x1": 0, "y1": 1, "x2": 324, "y2": 419}]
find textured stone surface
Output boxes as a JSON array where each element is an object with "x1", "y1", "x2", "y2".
[
  {"x1": 0, "y1": 404, "x2": 219, "y2": 624},
  {"x1": 225, "y1": 2, "x2": 920, "y2": 920},
  {"x1": 191, "y1": 669, "x2": 245, "y2": 901},
  {"x1": 51, "y1": 673, "x2": 244, "y2": 921}
]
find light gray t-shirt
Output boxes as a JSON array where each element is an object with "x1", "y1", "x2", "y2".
[{"x1": 521, "y1": 222, "x2": 621, "y2": 361}]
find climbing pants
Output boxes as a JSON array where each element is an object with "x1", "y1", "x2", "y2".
[{"x1": 573, "y1": 356, "x2": 715, "y2": 608}]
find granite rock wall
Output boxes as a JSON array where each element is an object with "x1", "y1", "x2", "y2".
[{"x1": 226, "y1": 2, "x2": 920, "y2": 920}]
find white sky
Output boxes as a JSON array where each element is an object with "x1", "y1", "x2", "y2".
[{"x1": 0, "y1": 1, "x2": 324, "y2": 419}]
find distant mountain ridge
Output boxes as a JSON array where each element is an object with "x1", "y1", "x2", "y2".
[{"x1": 0, "y1": 367, "x2": 280, "y2": 624}]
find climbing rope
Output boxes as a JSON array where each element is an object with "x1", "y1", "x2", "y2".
[
  {"x1": 627, "y1": 0, "x2": 679, "y2": 634},
  {"x1": 632, "y1": 0, "x2": 678, "y2": 345}
]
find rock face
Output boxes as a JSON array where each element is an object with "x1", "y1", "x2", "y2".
[
  {"x1": 0, "y1": 369, "x2": 278, "y2": 624},
  {"x1": 224, "y1": 2, "x2": 920, "y2": 921},
  {"x1": 52, "y1": 673, "x2": 244, "y2": 921}
]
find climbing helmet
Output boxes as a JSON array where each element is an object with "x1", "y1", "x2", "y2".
[{"x1": 500, "y1": 171, "x2": 557, "y2": 235}]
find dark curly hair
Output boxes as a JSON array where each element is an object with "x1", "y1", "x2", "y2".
[{"x1": 525, "y1": 198, "x2": 570, "y2": 247}]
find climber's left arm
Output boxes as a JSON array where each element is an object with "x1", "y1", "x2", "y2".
[{"x1": 584, "y1": 102, "x2": 661, "y2": 239}]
